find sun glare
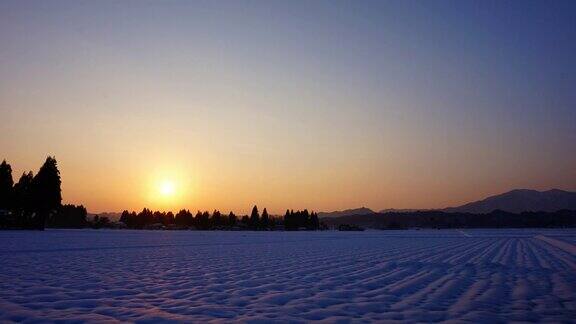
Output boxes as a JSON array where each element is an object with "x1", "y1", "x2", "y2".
[
  {"x1": 147, "y1": 165, "x2": 196, "y2": 208},
  {"x1": 159, "y1": 180, "x2": 176, "y2": 197}
]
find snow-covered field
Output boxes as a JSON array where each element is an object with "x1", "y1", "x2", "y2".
[{"x1": 0, "y1": 229, "x2": 574, "y2": 322}]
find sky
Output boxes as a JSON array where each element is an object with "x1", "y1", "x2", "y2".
[{"x1": 1, "y1": 0, "x2": 575, "y2": 214}]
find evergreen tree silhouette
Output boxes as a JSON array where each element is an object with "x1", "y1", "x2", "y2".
[
  {"x1": 120, "y1": 210, "x2": 130, "y2": 225},
  {"x1": 250, "y1": 205, "x2": 259, "y2": 229},
  {"x1": 0, "y1": 160, "x2": 14, "y2": 210},
  {"x1": 152, "y1": 210, "x2": 164, "y2": 224},
  {"x1": 137, "y1": 208, "x2": 153, "y2": 228},
  {"x1": 228, "y1": 211, "x2": 237, "y2": 227},
  {"x1": 195, "y1": 211, "x2": 210, "y2": 229},
  {"x1": 13, "y1": 172, "x2": 34, "y2": 212},
  {"x1": 175, "y1": 209, "x2": 193, "y2": 227},
  {"x1": 261, "y1": 208, "x2": 269, "y2": 229},
  {"x1": 212, "y1": 210, "x2": 222, "y2": 228},
  {"x1": 310, "y1": 212, "x2": 320, "y2": 230},
  {"x1": 30, "y1": 157, "x2": 62, "y2": 229},
  {"x1": 165, "y1": 211, "x2": 175, "y2": 225}
]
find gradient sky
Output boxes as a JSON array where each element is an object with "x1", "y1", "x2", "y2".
[{"x1": 1, "y1": 0, "x2": 575, "y2": 214}]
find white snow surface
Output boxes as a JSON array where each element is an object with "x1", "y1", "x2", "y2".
[{"x1": 0, "y1": 229, "x2": 575, "y2": 323}]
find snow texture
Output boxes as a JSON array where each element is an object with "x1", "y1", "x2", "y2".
[{"x1": 0, "y1": 229, "x2": 575, "y2": 322}]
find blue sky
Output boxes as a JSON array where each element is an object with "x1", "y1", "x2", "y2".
[{"x1": 1, "y1": 0, "x2": 575, "y2": 212}]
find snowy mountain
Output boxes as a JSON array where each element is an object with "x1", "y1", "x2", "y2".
[{"x1": 443, "y1": 189, "x2": 576, "y2": 214}]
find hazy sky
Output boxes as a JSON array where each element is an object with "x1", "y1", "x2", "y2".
[{"x1": 1, "y1": 0, "x2": 575, "y2": 214}]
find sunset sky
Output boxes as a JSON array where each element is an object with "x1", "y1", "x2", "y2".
[{"x1": 1, "y1": 0, "x2": 575, "y2": 214}]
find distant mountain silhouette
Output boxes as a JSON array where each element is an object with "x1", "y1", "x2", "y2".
[
  {"x1": 378, "y1": 208, "x2": 426, "y2": 213},
  {"x1": 318, "y1": 207, "x2": 374, "y2": 219},
  {"x1": 321, "y1": 209, "x2": 576, "y2": 229},
  {"x1": 318, "y1": 189, "x2": 576, "y2": 219},
  {"x1": 443, "y1": 189, "x2": 576, "y2": 214}
]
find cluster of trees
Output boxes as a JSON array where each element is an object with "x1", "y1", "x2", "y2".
[
  {"x1": 284, "y1": 209, "x2": 321, "y2": 230},
  {"x1": 44, "y1": 204, "x2": 107, "y2": 229},
  {"x1": 0, "y1": 158, "x2": 63, "y2": 229},
  {"x1": 119, "y1": 205, "x2": 287, "y2": 230},
  {"x1": 117, "y1": 206, "x2": 327, "y2": 231},
  {"x1": 47, "y1": 204, "x2": 88, "y2": 228}
]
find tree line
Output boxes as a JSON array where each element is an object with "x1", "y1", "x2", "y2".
[
  {"x1": 0, "y1": 157, "x2": 324, "y2": 230},
  {"x1": 118, "y1": 206, "x2": 323, "y2": 230}
]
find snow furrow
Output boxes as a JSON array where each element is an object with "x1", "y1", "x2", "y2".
[{"x1": 0, "y1": 229, "x2": 574, "y2": 322}]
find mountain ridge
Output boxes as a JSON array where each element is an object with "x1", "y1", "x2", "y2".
[
  {"x1": 442, "y1": 188, "x2": 576, "y2": 214},
  {"x1": 319, "y1": 189, "x2": 576, "y2": 217}
]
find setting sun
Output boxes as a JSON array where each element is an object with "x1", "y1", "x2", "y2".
[
  {"x1": 144, "y1": 165, "x2": 198, "y2": 210},
  {"x1": 159, "y1": 180, "x2": 176, "y2": 197}
]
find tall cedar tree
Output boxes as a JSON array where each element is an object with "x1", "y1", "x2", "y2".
[
  {"x1": 0, "y1": 160, "x2": 14, "y2": 209},
  {"x1": 228, "y1": 212, "x2": 237, "y2": 226},
  {"x1": 13, "y1": 172, "x2": 34, "y2": 212},
  {"x1": 31, "y1": 157, "x2": 62, "y2": 229},
  {"x1": 261, "y1": 208, "x2": 269, "y2": 229},
  {"x1": 250, "y1": 205, "x2": 259, "y2": 229}
]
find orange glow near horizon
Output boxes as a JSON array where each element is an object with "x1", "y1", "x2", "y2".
[{"x1": 141, "y1": 165, "x2": 197, "y2": 212}]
